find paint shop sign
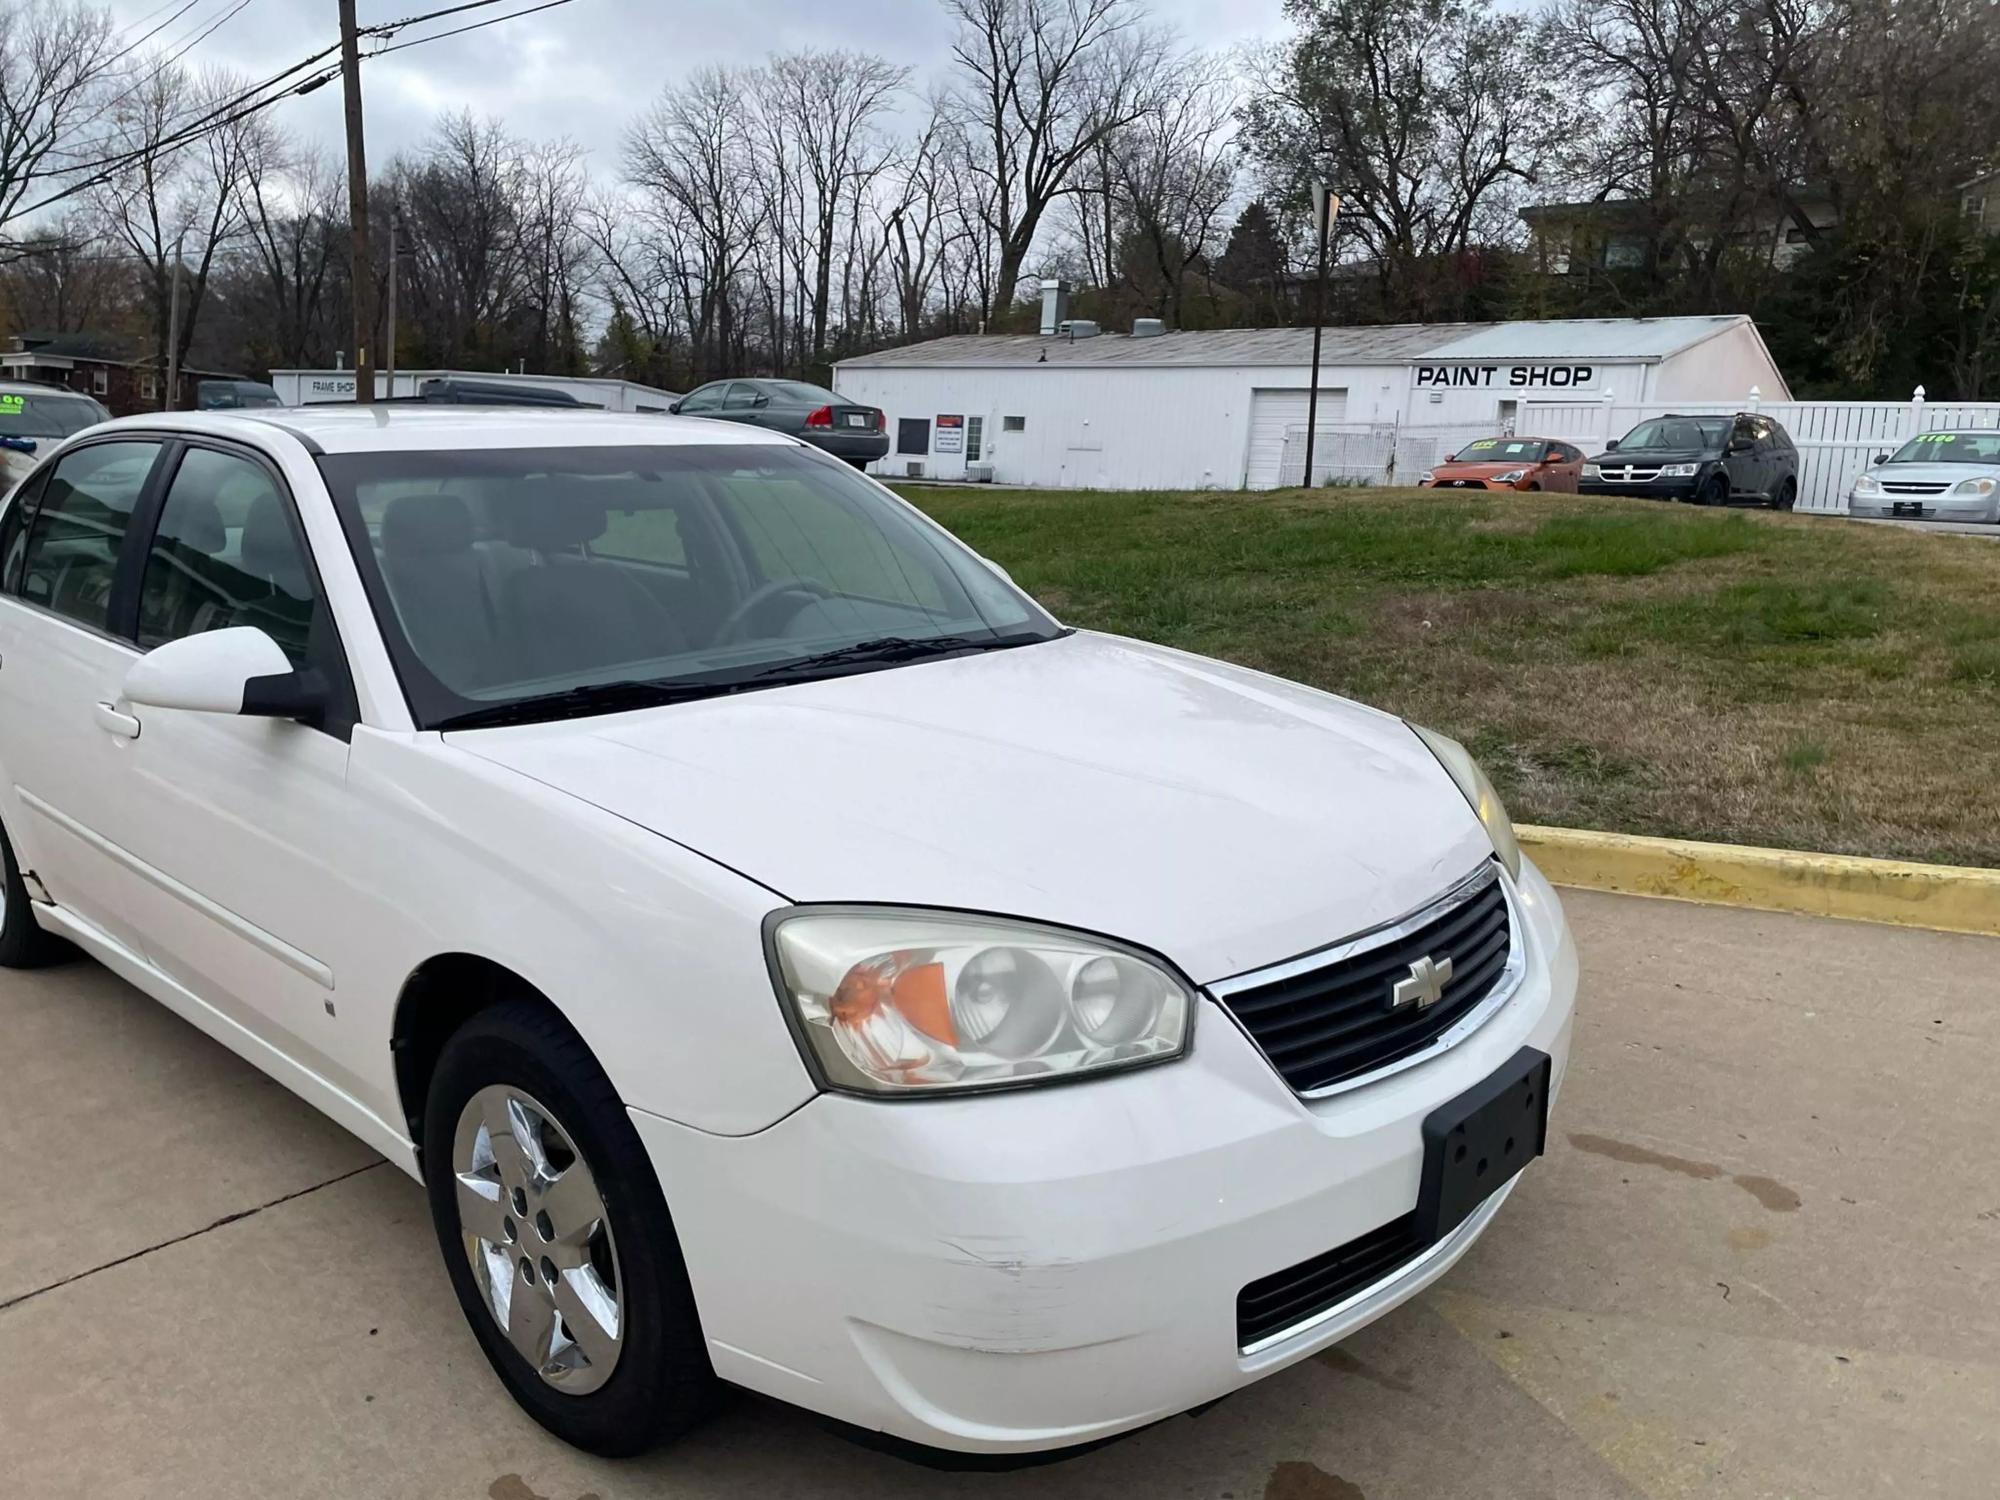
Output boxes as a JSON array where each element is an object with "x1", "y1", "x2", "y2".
[{"x1": 1414, "y1": 363, "x2": 1596, "y2": 389}]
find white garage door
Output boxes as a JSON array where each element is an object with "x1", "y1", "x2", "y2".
[{"x1": 1245, "y1": 387, "x2": 1347, "y2": 488}]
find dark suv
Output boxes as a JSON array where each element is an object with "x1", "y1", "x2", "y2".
[{"x1": 1581, "y1": 412, "x2": 1799, "y2": 509}]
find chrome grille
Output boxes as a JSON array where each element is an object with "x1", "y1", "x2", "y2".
[{"x1": 1211, "y1": 864, "x2": 1519, "y2": 1096}]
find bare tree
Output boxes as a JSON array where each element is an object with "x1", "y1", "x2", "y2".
[
  {"x1": 94, "y1": 65, "x2": 264, "y2": 400},
  {"x1": 944, "y1": 0, "x2": 1168, "y2": 320},
  {"x1": 389, "y1": 112, "x2": 530, "y2": 367},
  {"x1": 235, "y1": 140, "x2": 343, "y2": 368},
  {"x1": 756, "y1": 50, "x2": 907, "y2": 369},
  {"x1": 624, "y1": 67, "x2": 767, "y2": 381},
  {"x1": 0, "y1": 0, "x2": 118, "y2": 256}
]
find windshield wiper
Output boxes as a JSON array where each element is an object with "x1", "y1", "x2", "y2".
[
  {"x1": 749, "y1": 632, "x2": 1042, "y2": 681},
  {"x1": 435, "y1": 677, "x2": 734, "y2": 731}
]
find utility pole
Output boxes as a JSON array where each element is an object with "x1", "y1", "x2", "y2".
[
  {"x1": 384, "y1": 211, "x2": 398, "y2": 397},
  {"x1": 163, "y1": 229, "x2": 185, "y2": 411},
  {"x1": 339, "y1": 0, "x2": 375, "y2": 402},
  {"x1": 1302, "y1": 183, "x2": 1338, "y2": 490}
]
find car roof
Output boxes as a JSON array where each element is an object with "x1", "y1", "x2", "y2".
[{"x1": 83, "y1": 405, "x2": 802, "y2": 456}]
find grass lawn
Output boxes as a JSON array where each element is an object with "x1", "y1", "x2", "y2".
[{"x1": 896, "y1": 484, "x2": 2000, "y2": 869}]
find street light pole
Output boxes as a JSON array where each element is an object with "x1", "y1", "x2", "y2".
[
  {"x1": 164, "y1": 228, "x2": 185, "y2": 411},
  {"x1": 384, "y1": 211, "x2": 398, "y2": 398},
  {"x1": 338, "y1": 0, "x2": 376, "y2": 402},
  {"x1": 1302, "y1": 183, "x2": 1339, "y2": 489}
]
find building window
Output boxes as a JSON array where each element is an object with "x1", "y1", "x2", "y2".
[
  {"x1": 141, "y1": 374, "x2": 157, "y2": 401},
  {"x1": 965, "y1": 416, "x2": 984, "y2": 462},
  {"x1": 896, "y1": 417, "x2": 930, "y2": 456},
  {"x1": 1784, "y1": 227, "x2": 1808, "y2": 245},
  {"x1": 1963, "y1": 194, "x2": 1987, "y2": 222},
  {"x1": 1003, "y1": 414, "x2": 1026, "y2": 432},
  {"x1": 90, "y1": 368, "x2": 109, "y2": 395}
]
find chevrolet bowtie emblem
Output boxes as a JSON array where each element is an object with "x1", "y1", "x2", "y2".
[{"x1": 1390, "y1": 954, "x2": 1454, "y2": 1012}]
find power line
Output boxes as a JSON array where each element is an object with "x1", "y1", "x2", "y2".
[
  {"x1": 101, "y1": 0, "x2": 213, "y2": 69},
  {"x1": 368, "y1": 0, "x2": 575, "y2": 57},
  {"x1": 6, "y1": 0, "x2": 570, "y2": 227}
]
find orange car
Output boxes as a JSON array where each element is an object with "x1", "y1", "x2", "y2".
[{"x1": 1419, "y1": 436, "x2": 1586, "y2": 491}]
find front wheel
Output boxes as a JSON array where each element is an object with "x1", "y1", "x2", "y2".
[
  {"x1": 424, "y1": 999, "x2": 718, "y2": 1456},
  {"x1": 1773, "y1": 478, "x2": 1797, "y2": 511},
  {"x1": 1694, "y1": 475, "x2": 1728, "y2": 507}
]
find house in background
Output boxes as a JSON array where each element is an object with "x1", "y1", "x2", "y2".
[
  {"x1": 0, "y1": 332, "x2": 243, "y2": 417},
  {"x1": 1519, "y1": 195, "x2": 1841, "y2": 275}
]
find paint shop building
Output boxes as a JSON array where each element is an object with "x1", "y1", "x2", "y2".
[{"x1": 832, "y1": 313, "x2": 1790, "y2": 490}]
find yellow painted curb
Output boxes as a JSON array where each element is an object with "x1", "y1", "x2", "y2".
[{"x1": 1517, "y1": 824, "x2": 2000, "y2": 938}]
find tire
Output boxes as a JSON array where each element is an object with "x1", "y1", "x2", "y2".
[
  {"x1": 1773, "y1": 478, "x2": 1797, "y2": 511},
  {"x1": 0, "y1": 816, "x2": 72, "y2": 968},
  {"x1": 423, "y1": 997, "x2": 719, "y2": 1457},
  {"x1": 1694, "y1": 475, "x2": 1728, "y2": 507}
]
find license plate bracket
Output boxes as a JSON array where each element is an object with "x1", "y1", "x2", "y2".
[
  {"x1": 1417, "y1": 1047, "x2": 1551, "y2": 1243},
  {"x1": 1892, "y1": 501, "x2": 1924, "y2": 516}
]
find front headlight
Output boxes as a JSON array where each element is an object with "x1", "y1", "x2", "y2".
[
  {"x1": 1418, "y1": 469, "x2": 1434, "y2": 484},
  {"x1": 1409, "y1": 724, "x2": 1522, "y2": 881},
  {"x1": 1953, "y1": 476, "x2": 1997, "y2": 495},
  {"x1": 1494, "y1": 469, "x2": 1526, "y2": 484},
  {"x1": 767, "y1": 909, "x2": 1193, "y2": 1095},
  {"x1": 1581, "y1": 463, "x2": 1600, "y2": 479},
  {"x1": 1660, "y1": 463, "x2": 1701, "y2": 477},
  {"x1": 1854, "y1": 474, "x2": 1881, "y2": 494}
]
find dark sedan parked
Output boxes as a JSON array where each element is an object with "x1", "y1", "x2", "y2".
[
  {"x1": 1581, "y1": 412, "x2": 1799, "y2": 509},
  {"x1": 671, "y1": 378, "x2": 889, "y2": 467}
]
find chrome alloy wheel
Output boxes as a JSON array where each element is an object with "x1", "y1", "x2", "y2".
[{"x1": 452, "y1": 1085, "x2": 624, "y2": 1393}]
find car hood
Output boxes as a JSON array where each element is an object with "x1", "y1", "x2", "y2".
[
  {"x1": 450, "y1": 632, "x2": 1493, "y2": 983},
  {"x1": 1588, "y1": 448, "x2": 1715, "y2": 465},
  {"x1": 1433, "y1": 461, "x2": 1533, "y2": 477},
  {"x1": 1865, "y1": 463, "x2": 1999, "y2": 484}
]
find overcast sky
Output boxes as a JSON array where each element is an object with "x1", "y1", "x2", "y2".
[{"x1": 102, "y1": 0, "x2": 1288, "y2": 174}]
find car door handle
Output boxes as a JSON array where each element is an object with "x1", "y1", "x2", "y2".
[{"x1": 93, "y1": 702, "x2": 141, "y2": 740}]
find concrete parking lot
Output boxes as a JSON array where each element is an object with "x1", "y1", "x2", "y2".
[{"x1": 4, "y1": 889, "x2": 1996, "y2": 1500}]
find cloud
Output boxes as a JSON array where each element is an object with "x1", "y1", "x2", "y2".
[{"x1": 102, "y1": 0, "x2": 1284, "y2": 168}]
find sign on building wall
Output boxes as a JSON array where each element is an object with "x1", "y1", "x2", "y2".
[
  {"x1": 1414, "y1": 364, "x2": 1596, "y2": 389},
  {"x1": 305, "y1": 375, "x2": 358, "y2": 401},
  {"x1": 934, "y1": 413, "x2": 965, "y2": 453}
]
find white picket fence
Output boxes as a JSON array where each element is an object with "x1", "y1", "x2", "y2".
[
  {"x1": 1278, "y1": 421, "x2": 1517, "y2": 488},
  {"x1": 1521, "y1": 388, "x2": 2000, "y2": 513}
]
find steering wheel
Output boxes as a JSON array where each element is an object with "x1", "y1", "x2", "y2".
[{"x1": 713, "y1": 578, "x2": 833, "y2": 645}]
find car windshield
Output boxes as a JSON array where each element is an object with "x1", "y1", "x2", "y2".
[
  {"x1": 1887, "y1": 432, "x2": 2000, "y2": 464},
  {"x1": 320, "y1": 443, "x2": 1062, "y2": 729},
  {"x1": 1456, "y1": 438, "x2": 1548, "y2": 462},
  {"x1": 1618, "y1": 417, "x2": 1728, "y2": 451},
  {"x1": 0, "y1": 390, "x2": 104, "y2": 439},
  {"x1": 766, "y1": 381, "x2": 844, "y2": 405}
]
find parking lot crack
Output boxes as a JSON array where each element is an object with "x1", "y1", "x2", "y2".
[{"x1": 0, "y1": 1160, "x2": 386, "y2": 1317}]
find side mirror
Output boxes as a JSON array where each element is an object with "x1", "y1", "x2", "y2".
[
  {"x1": 1728, "y1": 436, "x2": 1753, "y2": 453},
  {"x1": 1873, "y1": 451, "x2": 1890, "y2": 465},
  {"x1": 753, "y1": 393, "x2": 770, "y2": 408},
  {"x1": 123, "y1": 627, "x2": 325, "y2": 722},
  {"x1": 1604, "y1": 438, "x2": 1620, "y2": 451},
  {"x1": 668, "y1": 401, "x2": 683, "y2": 414},
  {"x1": 1442, "y1": 453, "x2": 1456, "y2": 464}
]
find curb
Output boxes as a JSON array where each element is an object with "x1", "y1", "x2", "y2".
[{"x1": 1516, "y1": 825, "x2": 2000, "y2": 939}]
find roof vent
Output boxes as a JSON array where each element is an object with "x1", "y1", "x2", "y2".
[
  {"x1": 1132, "y1": 318, "x2": 1166, "y2": 338},
  {"x1": 1039, "y1": 279, "x2": 1070, "y2": 336},
  {"x1": 1058, "y1": 319, "x2": 1101, "y2": 339}
]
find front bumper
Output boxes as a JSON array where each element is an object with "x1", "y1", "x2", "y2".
[
  {"x1": 1580, "y1": 477, "x2": 1698, "y2": 500},
  {"x1": 1849, "y1": 493, "x2": 2000, "y2": 523},
  {"x1": 1421, "y1": 477, "x2": 1522, "y2": 491},
  {"x1": 631, "y1": 859, "x2": 1579, "y2": 1457}
]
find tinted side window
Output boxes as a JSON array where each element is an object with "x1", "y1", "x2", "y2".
[
  {"x1": 0, "y1": 472, "x2": 47, "y2": 594},
  {"x1": 677, "y1": 385, "x2": 724, "y2": 414},
  {"x1": 722, "y1": 383, "x2": 761, "y2": 410},
  {"x1": 138, "y1": 448, "x2": 316, "y2": 667},
  {"x1": 14, "y1": 441, "x2": 159, "y2": 632}
]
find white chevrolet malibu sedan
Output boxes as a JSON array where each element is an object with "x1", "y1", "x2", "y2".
[{"x1": 0, "y1": 408, "x2": 1576, "y2": 1462}]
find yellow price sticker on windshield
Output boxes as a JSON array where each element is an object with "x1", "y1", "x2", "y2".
[{"x1": 0, "y1": 395, "x2": 23, "y2": 414}]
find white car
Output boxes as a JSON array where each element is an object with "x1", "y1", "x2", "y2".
[
  {"x1": 0, "y1": 408, "x2": 1577, "y2": 1462},
  {"x1": 1849, "y1": 430, "x2": 2000, "y2": 523}
]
